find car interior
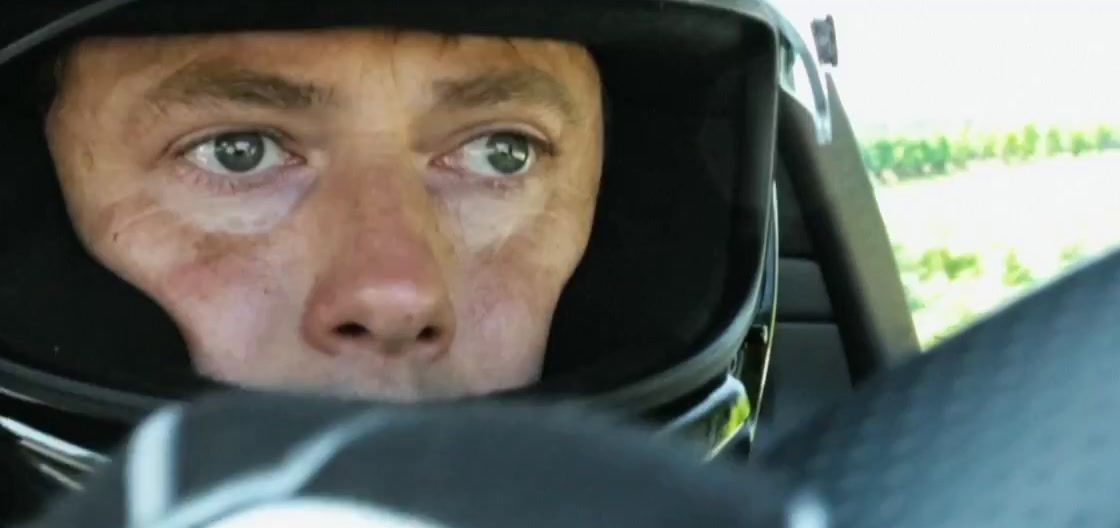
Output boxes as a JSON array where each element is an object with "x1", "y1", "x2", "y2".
[{"x1": 752, "y1": 83, "x2": 921, "y2": 450}]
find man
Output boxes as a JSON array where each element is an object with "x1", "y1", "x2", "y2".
[
  {"x1": 0, "y1": 0, "x2": 810, "y2": 522},
  {"x1": 47, "y1": 30, "x2": 603, "y2": 401}
]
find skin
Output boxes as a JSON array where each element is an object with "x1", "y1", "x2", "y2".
[{"x1": 45, "y1": 29, "x2": 603, "y2": 401}]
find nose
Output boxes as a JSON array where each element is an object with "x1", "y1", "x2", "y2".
[{"x1": 301, "y1": 235, "x2": 456, "y2": 362}]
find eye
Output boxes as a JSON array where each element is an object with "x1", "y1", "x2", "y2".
[
  {"x1": 450, "y1": 132, "x2": 538, "y2": 178},
  {"x1": 185, "y1": 131, "x2": 288, "y2": 176}
]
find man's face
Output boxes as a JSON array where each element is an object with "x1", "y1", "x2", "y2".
[{"x1": 46, "y1": 29, "x2": 603, "y2": 401}]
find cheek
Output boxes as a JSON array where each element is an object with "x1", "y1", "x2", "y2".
[
  {"x1": 434, "y1": 183, "x2": 548, "y2": 254},
  {"x1": 158, "y1": 249, "x2": 283, "y2": 363},
  {"x1": 451, "y1": 240, "x2": 579, "y2": 387},
  {"x1": 77, "y1": 189, "x2": 303, "y2": 373},
  {"x1": 153, "y1": 168, "x2": 317, "y2": 236},
  {"x1": 441, "y1": 174, "x2": 598, "y2": 383},
  {"x1": 78, "y1": 190, "x2": 195, "y2": 287},
  {"x1": 454, "y1": 269, "x2": 552, "y2": 385},
  {"x1": 155, "y1": 238, "x2": 318, "y2": 384}
]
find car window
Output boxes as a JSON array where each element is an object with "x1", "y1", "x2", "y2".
[{"x1": 803, "y1": 0, "x2": 1120, "y2": 348}]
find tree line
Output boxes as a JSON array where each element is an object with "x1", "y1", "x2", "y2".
[{"x1": 861, "y1": 123, "x2": 1120, "y2": 182}]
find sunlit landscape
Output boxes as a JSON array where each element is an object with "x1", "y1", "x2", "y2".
[
  {"x1": 782, "y1": 0, "x2": 1120, "y2": 346},
  {"x1": 876, "y1": 151, "x2": 1120, "y2": 346}
]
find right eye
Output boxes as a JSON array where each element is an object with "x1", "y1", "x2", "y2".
[{"x1": 185, "y1": 131, "x2": 290, "y2": 176}]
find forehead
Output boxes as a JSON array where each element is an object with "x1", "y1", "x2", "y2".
[{"x1": 65, "y1": 29, "x2": 598, "y2": 94}]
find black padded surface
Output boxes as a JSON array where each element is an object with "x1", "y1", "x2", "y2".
[
  {"x1": 748, "y1": 154, "x2": 852, "y2": 454},
  {"x1": 754, "y1": 322, "x2": 852, "y2": 453},
  {"x1": 774, "y1": 158, "x2": 814, "y2": 259},
  {"x1": 777, "y1": 85, "x2": 919, "y2": 380},
  {"x1": 760, "y1": 249, "x2": 1120, "y2": 527},
  {"x1": 776, "y1": 258, "x2": 833, "y2": 322}
]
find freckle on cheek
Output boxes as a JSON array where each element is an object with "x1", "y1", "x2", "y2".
[{"x1": 81, "y1": 149, "x2": 95, "y2": 172}]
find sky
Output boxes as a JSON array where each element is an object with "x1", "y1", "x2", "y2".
[{"x1": 776, "y1": 0, "x2": 1120, "y2": 134}]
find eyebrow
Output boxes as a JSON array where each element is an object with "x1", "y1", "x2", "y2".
[
  {"x1": 145, "y1": 61, "x2": 334, "y2": 111},
  {"x1": 144, "y1": 63, "x2": 578, "y2": 122},
  {"x1": 432, "y1": 68, "x2": 580, "y2": 124}
]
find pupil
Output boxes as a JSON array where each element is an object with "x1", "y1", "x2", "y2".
[
  {"x1": 214, "y1": 132, "x2": 265, "y2": 173},
  {"x1": 486, "y1": 133, "x2": 530, "y2": 174}
]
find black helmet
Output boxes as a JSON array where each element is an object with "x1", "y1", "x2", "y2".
[{"x1": 0, "y1": 0, "x2": 831, "y2": 499}]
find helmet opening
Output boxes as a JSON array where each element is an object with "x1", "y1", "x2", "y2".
[{"x1": 0, "y1": 0, "x2": 779, "y2": 418}]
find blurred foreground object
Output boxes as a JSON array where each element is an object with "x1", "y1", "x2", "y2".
[{"x1": 26, "y1": 392, "x2": 793, "y2": 528}]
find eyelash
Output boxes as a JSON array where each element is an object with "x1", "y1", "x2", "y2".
[
  {"x1": 430, "y1": 127, "x2": 557, "y2": 183},
  {"x1": 456, "y1": 124, "x2": 559, "y2": 157},
  {"x1": 172, "y1": 128, "x2": 305, "y2": 194},
  {"x1": 171, "y1": 125, "x2": 558, "y2": 194},
  {"x1": 173, "y1": 127, "x2": 290, "y2": 157}
]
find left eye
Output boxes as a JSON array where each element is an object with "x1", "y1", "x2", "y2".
[
  {"x1": 185, "y1": 132, "x2": 287, "y2": 176},
  {"x1": 452, "y1": 132, "x2": 537, "y2": 178}
]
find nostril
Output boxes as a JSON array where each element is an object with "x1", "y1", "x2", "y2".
[
  {"x1": 417, "y1": 326, "x2": 440, "y2": 343},
  {"x1": 334, "y1": 322, "x2": 370, "y2": 338}
]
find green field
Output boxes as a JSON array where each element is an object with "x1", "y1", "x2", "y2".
[{"x1": 873, "y1": 151, "x2": 1120, "y2": 347}]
